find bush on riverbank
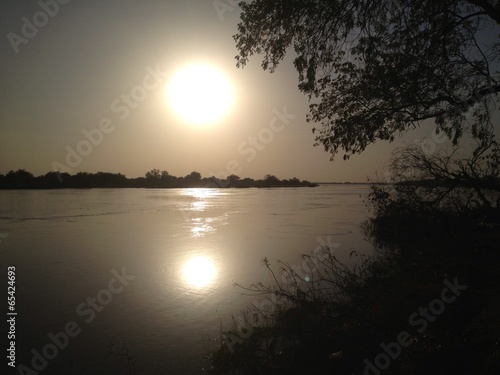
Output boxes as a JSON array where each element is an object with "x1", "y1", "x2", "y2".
[
  {"x1": 205, "y1": 214, "x2": 500, "y2": 374},
  {"x1": 205, "y1": 142, "x2": 500, "y2": 374}
]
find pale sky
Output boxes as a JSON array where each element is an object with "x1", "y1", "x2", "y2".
[{"x1": 0, "y1": 0, "x2": 492, "y2": 182}]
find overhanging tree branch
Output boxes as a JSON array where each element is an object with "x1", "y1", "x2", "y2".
[
  {"x1": 466, "y1": 0, "x2": 500, "y2": 24},
  {"x1": 235, "y1": 0, "x2": 500, "y2": 159}
]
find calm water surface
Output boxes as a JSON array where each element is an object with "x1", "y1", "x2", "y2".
[{"x1": 0, "y1": 185, "x2": 374, "y2": 374}]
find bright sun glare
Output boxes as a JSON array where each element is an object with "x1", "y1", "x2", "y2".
[
  {"x1": 182, "y1": 256, "x2": 217, "y2": 287},
  {"x1": 167, "y1": 64, "x2": 234, "y2": 125}
]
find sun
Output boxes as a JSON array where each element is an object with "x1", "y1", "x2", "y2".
[
  {"x1": 167, "y1": 63, "x2": 234, "y2": 125},
  {"x1": 182, "y1": 256, "x2": 217, "y2": 287}
]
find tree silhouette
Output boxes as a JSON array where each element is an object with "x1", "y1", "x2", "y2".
[
  {"x1": 224, "y1": 174, "x2": 238, "y2": 187},
  {"x1": 0, "y1": 170, "x2": 318, "y2": 189},
  {"x1": 186, "y1": 171, "x2": 201, "y2": 181},
  {"x1": 145, "y1": 169, "x2": 161, "y2": 180},
  {"x1": 263, "y1": 174, "x2": 280, "y2": 187},
  {"x1": 235, "y1": 0, "x2": 500, "y2": 159},
  {"x1": 4, "y1": 169, "x2": 34, "y2": 188},
  {"x1": 368, "y1": 137, "x2": 500, "y2": 219}
]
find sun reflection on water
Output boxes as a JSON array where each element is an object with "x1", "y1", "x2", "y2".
[
  {"x1": 181, "y1": 256, "x2": 217, "y2": 288},
  {"x1": 190, "y1": 218, "x2": 215, "y2": 237},
  {"x1": 177, "y1": 189, "x2": 223, "y2": 289},
  {"x1": 181, "y1": 188, "x2": 220, "y2": 200}
]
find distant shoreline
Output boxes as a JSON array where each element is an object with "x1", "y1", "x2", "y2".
[
  {"x1": 315, "y1": 182, "x2": 375, "y2": 185},
  {"x1": 0, "y1": 169, "x2": 319, "y2": 189}
]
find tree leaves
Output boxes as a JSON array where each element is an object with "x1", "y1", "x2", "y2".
[{"x1": 235, "y1": 0, "x2": 500, "y2": 159}]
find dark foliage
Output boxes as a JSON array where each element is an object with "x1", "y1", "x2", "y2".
[
  {"x1": 235, "y1": 0, "x2": 500, "y2": 159},
  {"x1": 0, "y1": 169, "x2": 318, "y2": 189}
]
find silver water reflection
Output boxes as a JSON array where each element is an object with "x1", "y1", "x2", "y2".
[
  {"x1": 178, "y1": 189, "x2": 226, "y2": 289},
  {"x1": 180, "y1": 188, "x2": 229, "y2": 238},
  {"x1": 181, "y1": 256, "x2": 217, "y2": 287},
  {"x1": 0, "y1": 186, "x2": 373, "y2": 374}
]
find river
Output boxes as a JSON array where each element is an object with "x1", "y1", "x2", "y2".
[{"x1": 0, "y1": 185, "x2": 374, "y2": 374}]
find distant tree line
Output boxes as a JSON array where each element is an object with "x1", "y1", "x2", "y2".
[{"x1": 0, "y1": 169, "x2": 318, "y2": 189}]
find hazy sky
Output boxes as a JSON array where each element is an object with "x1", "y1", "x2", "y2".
[{"x1": 1, "y1": 0, "x2": 496, "y2": 182}]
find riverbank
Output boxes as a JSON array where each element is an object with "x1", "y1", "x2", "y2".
[
  {"x1": 0, "y1": 169, "x2": 318, "y2": 189},
  {"x1": 205, "y1": 208, "x2": 500, "y2": 374}
]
